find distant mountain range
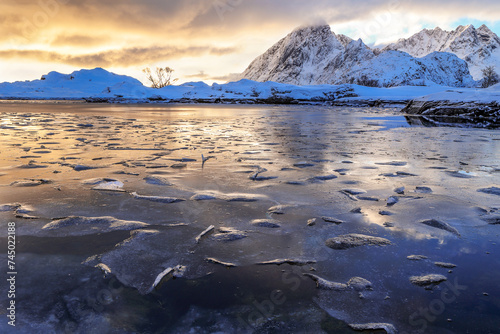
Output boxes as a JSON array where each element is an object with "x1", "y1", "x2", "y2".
[
  {"x1": 240, "y1": 24, "x2": 500, "y2": 87},
  {"x1": 382, "y1": 24, "x2": 500, "y2": 79}
]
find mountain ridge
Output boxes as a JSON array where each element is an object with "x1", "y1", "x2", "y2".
[
  {"x1": 382, "y1": 24, "x2": 500, "y2": 79},
  {"x1": 240, "y1": 23, "x2": 499, "y2": 87}
]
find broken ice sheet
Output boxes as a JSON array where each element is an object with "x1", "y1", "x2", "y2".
[
  {"x1": 41, "y1": 216, "x2": 150, "y2": 236},
  {"x1": 1, "y1": 104, "x2": 500, "y2": 334}
]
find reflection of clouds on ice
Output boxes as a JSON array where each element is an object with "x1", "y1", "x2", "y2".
[{"x1": 1, "y1": 104, "x2": 499, "y2": 333}]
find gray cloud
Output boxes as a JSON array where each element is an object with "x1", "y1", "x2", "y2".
[{"x1": 3, "y1": 0, "x2": 499, "y2": 42}]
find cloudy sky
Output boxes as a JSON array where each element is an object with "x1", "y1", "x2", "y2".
[{"x1": 1, "y1": 0, "x2": 499, "y2": 84}]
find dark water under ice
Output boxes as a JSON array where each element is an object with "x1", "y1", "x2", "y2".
[{"x1": 0, "y1": 102, "x2": 499, "y2": 333}]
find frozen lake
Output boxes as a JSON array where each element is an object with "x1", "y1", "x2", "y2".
[{"x1": 0, "y1": 102, "x2": 499, "y2": 333}]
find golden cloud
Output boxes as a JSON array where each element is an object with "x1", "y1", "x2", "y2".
[{"x1": 0, "y1": 45, "x2": 239, "y2": 67}]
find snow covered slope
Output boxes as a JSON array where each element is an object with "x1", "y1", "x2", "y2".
[
  {"x1": 383, "y1": 25, "x2": 500, "y2": 80},
  {"x1": 0, "y1": 68, "x2": 143, "y2": 99},
  {"x1": 240, "y1": 23, "x2": 475, "y2": 87},
  {"x1": 319, "y1": 48, "x2": 474, "y2": 88}
]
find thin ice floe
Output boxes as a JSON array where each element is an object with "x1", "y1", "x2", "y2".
[
  {"x1": 42, "y1": 216, "x2": 149, "y2": 236},
  {"x1": 131, "y1": 192, "x2": 185, "y2": 203},
  {"x1": 326, "y1": 234, "x2": 392, "y2": 250}
]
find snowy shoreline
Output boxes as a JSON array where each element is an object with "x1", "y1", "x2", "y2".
[
  {"x1": 1, "y1": 68, "x2": 499, "y2": 126},
  {"x1": 0, "y1": 96, "x2": 411, "y2": 107}
]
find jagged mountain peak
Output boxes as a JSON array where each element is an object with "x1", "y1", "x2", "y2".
[
  {"x1": 457, "y1": 24, "x2": 474, "y2": 31},
  {"x1": 478, "y1": 24, "x2": 493, "y2": 33},
  {"x1": 383, "y1": 24, "x2": 500, "y2": 79},
  {"x1": 421, "y1": 26, "x2": 444, "y2": 34},
  {"x1": 239, "y1": 23, "x2": 345, "y2": 85},
  {"x1": 346, "y1": 38, "x2": 370, "y2": 49},
  {"x1": 337, "y1": 34, "x2": 354, "y2": 47}
]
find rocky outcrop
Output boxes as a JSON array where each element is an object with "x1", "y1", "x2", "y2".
[{"x1": 402, "y1": 85, "x2": 500, "y2": 127}]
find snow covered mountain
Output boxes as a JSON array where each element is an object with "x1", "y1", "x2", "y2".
[
  {"x1": 383, "y1": 24, "x2": 500, "y2": 80},
  {"x1": 240, "y1": 24, "x2": 476, "y2": 87},
  {"x1": 240, "y1": 24, "x2": 345, "y2": 85}
]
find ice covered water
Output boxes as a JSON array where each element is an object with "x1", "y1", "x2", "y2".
[{"x1": 0, "y1": 102, "x2": 499, "y2": 333}]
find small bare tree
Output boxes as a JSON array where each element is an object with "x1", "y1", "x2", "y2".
[
  {"x1": 481, "y1": 66, "x2": 499, "y2": 88},
  {"x1": 143, "y1": 67, "x2": 178, "y2": 88}
]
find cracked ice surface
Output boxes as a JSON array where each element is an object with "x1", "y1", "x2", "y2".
[{"x1": 0, "y1": 103, "x2": 499, "y2": 333}]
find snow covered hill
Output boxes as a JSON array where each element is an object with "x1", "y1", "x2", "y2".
[
  {"x1": 383, "y1": 25, "x2": 500, "y2": 80},
  {"x1": 240, "y1": 23, "x2": 476, "y2": 87},
  {"x1": 0, "y1": 68, "x2": 143, "y2": 99}
]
